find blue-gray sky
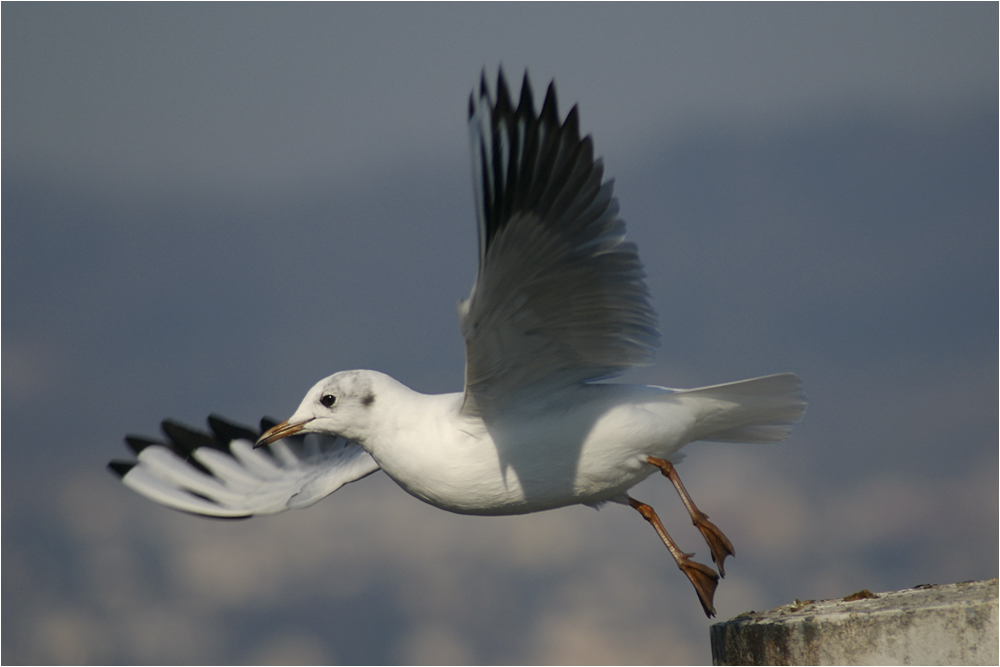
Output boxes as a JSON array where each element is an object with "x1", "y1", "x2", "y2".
[{"x1": 3, "y1": 4, "x2": 997, "y2": 664}]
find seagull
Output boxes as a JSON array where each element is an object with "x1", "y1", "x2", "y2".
[{"x1": 109, "y1": 70, "x2": 806, "y2": 617}]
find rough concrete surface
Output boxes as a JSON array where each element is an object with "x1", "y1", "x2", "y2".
[{"x1": 711, "y1": 579, "x2": 998, "y2": 665}]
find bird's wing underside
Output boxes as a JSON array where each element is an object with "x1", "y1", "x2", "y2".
[
  {"x1": 461, "y1": 70, "x2": 660, "y2": 417},
  {"x1": 108, "y1": 415, "x2": 380, "y2": 518}
]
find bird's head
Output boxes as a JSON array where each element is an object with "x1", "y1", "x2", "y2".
[{"x1": 256, "y1": 370, "x2": 383, "y2": 447}]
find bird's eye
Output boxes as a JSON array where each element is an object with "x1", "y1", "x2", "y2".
[{"x1": 320, "y1": 394, "x2": 337, "y2": 408}]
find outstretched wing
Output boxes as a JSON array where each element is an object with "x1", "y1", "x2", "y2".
[
  {"x1": 461, "y1": 70, "x2": 660, "y2": 416},
  {"x1": 108, "y1": 415, "x2": 380, "y2": 518}
]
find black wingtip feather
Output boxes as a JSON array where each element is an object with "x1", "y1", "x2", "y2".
[
  {"x1": 563, "y1": 105, "x2": 580, "y2": 142},
  {"x1": 540, "y1": 81, "x2": 559, "y2": 125},
  {"x1": 495, "y1": 69, "x2": 512, "y2": 113},
  {"x1": 161, "y1": 419, "x2": 217, "y2": 454},
  {"x1": 153, "y1": 420, "x2": 217, "y2": 476},
  {"x1": 125, "y1": 435, "x2": 158, "y2": 455},
  {"x1": 207, "y1": 414, "x2": 258, "y2": 445},
  {"x1": 517, "y1": 71, "x2": 535, "y2": 117},
  {"x1": 107, "y1": 460, "x2": 135, "y2": 478}
]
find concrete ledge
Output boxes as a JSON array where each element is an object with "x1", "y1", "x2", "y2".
[{"x1": 711, "y1": 579, "x2": 998, "y2": 665}]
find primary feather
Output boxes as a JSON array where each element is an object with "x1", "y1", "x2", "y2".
[
  {"x1": 461, "y1": 71, "x2": 660, "y2": 417},
  {"x1": 108, "y1": 415, "x2": 380, "y2": 518}
]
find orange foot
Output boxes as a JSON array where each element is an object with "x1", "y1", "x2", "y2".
[
  {"x1": 678, "y1": 555, "x2": 720, "y2": 617},
  {"x1": 694, "y1": 515, "x2": 736, "y2": 578}
]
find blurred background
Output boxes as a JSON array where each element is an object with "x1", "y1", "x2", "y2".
[{"x1": 3, "y1": 4, "x2": 996, "y2": 664}]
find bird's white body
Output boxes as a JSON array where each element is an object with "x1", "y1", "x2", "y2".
[
  {"x1": 302, "y1": 375, "x2": 668, "y2": 515},
  {"x1": 284, "y1": 369, "x2": 803, "y2": 516}
]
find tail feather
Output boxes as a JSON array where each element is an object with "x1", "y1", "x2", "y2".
[{"x1": 675, "y1": 373, "x2": 806, "y2": 444}]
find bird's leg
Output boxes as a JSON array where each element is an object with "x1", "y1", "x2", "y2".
[
  {"x1": 627, "y1": 495, "x2": 719, "y2": 617},
  {"x1": 646, "y1": 456, "x2": 736, "y2": 577}
]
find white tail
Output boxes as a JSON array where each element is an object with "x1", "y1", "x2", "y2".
[{"x1": 674, "y1": 373, "x2": 806, "y2": 444}]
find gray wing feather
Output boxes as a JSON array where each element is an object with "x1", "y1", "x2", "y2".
[{"x1": 461, "y1": 70, "x2": 660, "y2": 416}]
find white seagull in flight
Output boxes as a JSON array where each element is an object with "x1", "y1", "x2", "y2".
[{"x1": 109, "y1": 70, "x2": 805, "y2": 616}]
